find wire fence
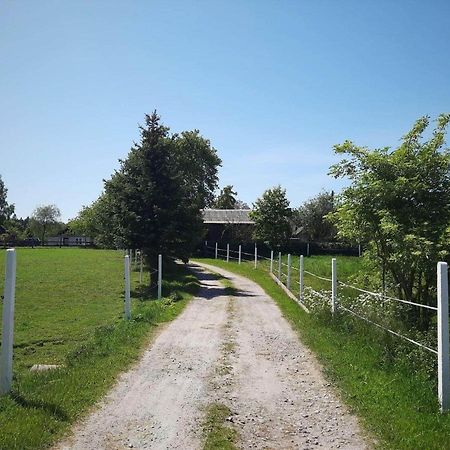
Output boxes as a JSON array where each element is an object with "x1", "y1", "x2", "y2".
[{"x1": 204, "y1": 242, "x2": 450, "y2": 411}]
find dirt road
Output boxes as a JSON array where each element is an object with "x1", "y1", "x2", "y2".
[{"x1": 56, "y1": 262, "x2": 369, "y2": 450}]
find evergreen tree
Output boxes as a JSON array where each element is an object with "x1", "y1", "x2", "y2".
[
  {"x1": 214, "y1": 185, "x2": 237, "y2": 209},
  {"x1": 104, "y1": 111, "x2": 219, "y2": 279}
]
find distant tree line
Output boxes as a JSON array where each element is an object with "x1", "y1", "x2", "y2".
[{"x1": 4, "y1": 110, "x2": 450, "y2": 325}]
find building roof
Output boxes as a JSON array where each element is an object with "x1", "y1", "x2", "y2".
[{"x1": 202, "y1": 209, "x2": 254, "y2": 224}]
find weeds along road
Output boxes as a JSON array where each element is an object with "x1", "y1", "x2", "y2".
[{"x1": 56, "y1": 262, "x2": 369, "y2": 450}]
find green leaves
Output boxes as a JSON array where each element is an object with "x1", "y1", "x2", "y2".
[
  {"x1": 250, "y1": 185, "x2": 292, "y2": 248},
  {"x1": 330, "y1": 114, "x2": 450, "y2": 321},
  {"x1": 75, "y1": 112, "x2": 221, "y2": 265}
]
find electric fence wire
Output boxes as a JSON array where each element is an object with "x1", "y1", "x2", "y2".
[
  {"x1": 304, "y1": 270, "x2": 332, "y2": 283},
  {"x1": 338, "y1": 281, "x2": 437, "y2": 311},
  {"x1": 205, "y1": 244, "x2": 437, "y2": 356},
  {"x1": 339, "y1": 305, "x2": 437, "y2": 354}
]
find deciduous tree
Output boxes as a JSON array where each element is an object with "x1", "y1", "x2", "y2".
[
  {"x1": 31, "y1": 204, "x2": 61, "y2": 243},
  {"x1": 329, "y1": 114, "x2": 450, "y2": 326},
  {"x1": 250, "y1": 186, "x2": 292, "y2": 248},
  {"x1": 293, "y1": 191, "x2": 336, "y2": 242},
  {"x1": 0, "y1": 175, "x2": 14, "y2": 231}
]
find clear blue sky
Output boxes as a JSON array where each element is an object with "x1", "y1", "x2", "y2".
[{"x1": 1, "y1": 0, "x2": 449, "y2": 221}]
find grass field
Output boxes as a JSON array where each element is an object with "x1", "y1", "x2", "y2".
[
  {"x1": 0, "y1": 248, "x2": 199, "y2": 449},
  {"x1": 198, "y1": 257, "x2": 450, "y2": 450}
]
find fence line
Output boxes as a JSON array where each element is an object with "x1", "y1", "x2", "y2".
[
  {"x1": 339, "y1": 304, "x2": 437, "y2": 354},
  {"x1": 338, "y1": 280, "x2": 438, "y2": 311},
  {"x1": 304, "y1": 270, "x2": 332, "y2": 283},
  {"x1": 204, "y1": 241, "x2": 449, "y2": 411}
]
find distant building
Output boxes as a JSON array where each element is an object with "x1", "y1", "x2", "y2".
[
  {"x1": 46, "y1": 235, "x2": 92, "y2": 246},
  {"x1": 202, "y1": 209, "x2": 254, "y2": 243}
]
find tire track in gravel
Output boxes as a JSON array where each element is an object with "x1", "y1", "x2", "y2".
[
  {"x1": 195, "y1": 262, "x2": 370, "y2": 450},
  {"x1": 55, "y1": 266, "x2": 231, "y2": 450},
  {"x1": 55, "y1": 262, "x2": 370, "y2": 450}
]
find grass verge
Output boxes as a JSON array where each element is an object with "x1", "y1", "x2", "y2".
[
  {"x1": 203, "y1": 403, "x2": 237, "y2": 450},
  {"x1": 197, "y1": 257, "x2": 450, "y2": 450},
  {"x1": 0, "y1": 248, "x2": 199, "y2": 449}
]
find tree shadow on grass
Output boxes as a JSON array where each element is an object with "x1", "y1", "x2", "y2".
[
  {"x1": 132, "y1": 263, "x2": 201, "y2": 302},
  {"x1": 11, "y1": 392, "x2": 69, "y2": 422}
]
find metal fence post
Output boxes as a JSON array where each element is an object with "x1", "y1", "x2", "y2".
[
  {"x1": 158, "y1": 254, "x2": 162, "y2": 300},
  {"x1": 226, "y1": 244, "x2": 230, "y2": 262},
  {"x1": 299, "y1": 255, "x2": 304, "y2": 303},
  {"x1": 238, "y1": 245, "x2": 242, "y2": 264},
  {"x1": 278, "y1": 252, "x2": 282, "y2": 280},
  {"x1": 287, "y1": 254, "x2": 291, "y2": 291},
  {"x1": 254, "y1": 244, "x2": 257, "y2": 269},
  {"x1": 139, "y1": 251, "x2": 143, "y2": 284},
  {"x1": 437, "y1": 261, "x2": 450, "y2": 412},
  {"x1": 331, "y1": 258, "x2": 337, "y2": 314},
  {"x1": 0, "y1": 249, "x2": 16, "y2": 395},
  {"x1": 270, "y1": 250, "x2": 274, "y2": 273},
  {"x1": 215, "y1": 242, "x2": 218, "y2": 259},
  {"x1": 307, "y1": 242, "x2": 310, "y2": 257},
  {"x1": 124, "y1": 255, "x2": 131, "y2": 321}
]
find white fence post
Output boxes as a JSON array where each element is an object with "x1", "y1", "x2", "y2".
[
  {"x1": 278, "y1": 252, "x2": 282, "y2": 280},
  {"x1": 287, "y1": 254, "x2": 291, "y2": 291},
  {"x1": 331, "y1": 258, "x2": 337, "y2": 314},
  {"x1": 238, "y1": 245, "x2": 242, "y2": 264},
  {"x1": 254, "y1": 244, "x2": 257, "y2": 269},
  {"x1": 270, "y1": 250, "x2": 274, "y2": 273},
  {"x1": 124, "y1": 255, "x2": 131, "y2": 321},
  {"x1": 226, "y1": 244, "x2": 230, "y2": 262},
  {"x1": 299, "y1": 255, "x2": 304, "y2": 303},
  {"x1": 437, "y1": 261, "x2": 450, "y2": 412},
  {"x1": 0, "y1": 249, "x2": 17, "y2": 395},
  {"x1": 215, "y1": 242, "x2": 218, "y2": 259},
  {"x1": 139, "y1": 251, "x2": 143, "y2": 284},
  {"x1": 307, "y1": 243, "x2": 310, "y2": 257},
  {"x1": 158, "y1": 254, "x2": 162, "y2": 300}
]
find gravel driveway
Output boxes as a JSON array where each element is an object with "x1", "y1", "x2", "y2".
[{"x1": 55, "y1": 261, "x2": 369, "y2": 450}]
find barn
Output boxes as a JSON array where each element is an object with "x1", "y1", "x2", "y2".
[{"x1": 202, "y1": 209, "x2": 255, "y2": 244}]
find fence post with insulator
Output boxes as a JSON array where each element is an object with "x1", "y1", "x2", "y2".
[
  {"x1": 331, "y1": 258, "x2": 337, "y2": 314},
  {"x1": 287, "y1": 254, "x2": 291, "y2": 290},
  {"x1": 124, "y1": 255, "x2": 131, "y2": 321},
  {"x1": 437, "y1": 261, "x2": 450, "y2": 412},
  {"x1": 299, "y1": 255, "x2": 304, "y2": 303},
  {"x1": 278, "y1": 252, "x2": 282, "y2": 280},
  {"x1": 158, "y1": 254, "x2": 162, "y2": 300},
  {"x1": 0, "y1": 249, "x2": 17, "y2": 395}
]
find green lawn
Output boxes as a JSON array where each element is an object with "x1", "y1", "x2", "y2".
[
  {"x1": 0, "y1": 248, "x2": 199, "y2": 449},
  {"x1": 198, "y1": 257, "x2": 450, "y2": 450},
  {"x1": 273, "y1": 253, "x2": 364, "y2": 294}
]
